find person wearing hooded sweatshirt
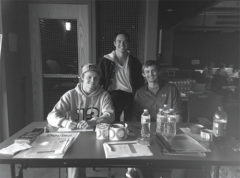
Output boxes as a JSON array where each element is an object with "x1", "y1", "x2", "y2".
[
  {"x1": 98, "y1": 31, "x2": 144, "y2": 122},
  {"x1": 47, "y1": 63, "x2": 114, "y2": 178}
]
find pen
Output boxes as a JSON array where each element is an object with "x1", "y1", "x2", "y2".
[{"x1": 37, "y1": 150, "x2": 55, "y2": 153}]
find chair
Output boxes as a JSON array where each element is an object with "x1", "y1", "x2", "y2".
[{"x1": 187, "y1": 92, "x2": 222, "y2": 126}]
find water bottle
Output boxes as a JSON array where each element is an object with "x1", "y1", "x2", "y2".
[
  {"x1": 156, "y1": 108, "x2": 164, "y2": 134},
  {"x1": 212, "y1": 106, "x2": 228, "y2": 138},
  {"x1": 141, "y1": 109, "x2": 151, "y2": 139},
  {"x1": 162, "y1": 105, "x2": 169, "y2": 136},
  {"x1": 165, "y1": 108, "x2": 177, "y2": 138}
]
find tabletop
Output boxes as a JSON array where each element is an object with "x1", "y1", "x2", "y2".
[{"x1": 0, "y1": 121, "x2": 240, "y2": 169}]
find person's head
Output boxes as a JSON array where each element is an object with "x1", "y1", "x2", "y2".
[
  {"x1": 113, "y1": 31, "x2": 130, "y2": 53},
  {"x1": 142, "y1": 60, "x2": 159, "y2": 83},
  {"x1": 80, "y1": 63, "x2": 100, "y2": 94}
]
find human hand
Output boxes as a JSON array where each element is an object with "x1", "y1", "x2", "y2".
[
  {"x1": 87, "y1": 117, "x2": 98, "y2": 128},
  {"x1": 77, "y1": 120, "x2": 89, "y2": 129},
  {"x1": 64, "y1": 120, "x2": 78, "y2": 130}
]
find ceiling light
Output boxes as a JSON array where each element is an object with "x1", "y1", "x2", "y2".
[{"x1": 65, "y1": 22, "x2": 71, "y2": 31}]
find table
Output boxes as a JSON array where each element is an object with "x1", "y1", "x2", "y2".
[{"x1": 0, "y1": 122, "x2": 240, "y2": 178}]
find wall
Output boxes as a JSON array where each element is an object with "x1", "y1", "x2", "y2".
[
  {"x1": 0, "y1": 0, "x2": 9, "y2": 142},
  {"x1": 173, "y1": 31, "x2": 240, "y2": 69},
  {"x1": 96, "y1": 0, "x2": 146, "y2": 62},
  {"x1": 1, "y1": 0, "x2": 26, "y2": 136}
]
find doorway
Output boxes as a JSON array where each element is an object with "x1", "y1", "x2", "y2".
[{"x1": 29, "y1": 4, "x2": 90, "y2": 121}]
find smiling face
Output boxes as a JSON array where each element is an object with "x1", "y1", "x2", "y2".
[
  {"x1": 142, "y1": 65, "x2": 159, "y2": 83},
  {"x1": 82, "y1": 71, "x2": 100, "y2": 94},
  {"x1": 114, "y1": 34, "x2": 129, "y2": 53}
]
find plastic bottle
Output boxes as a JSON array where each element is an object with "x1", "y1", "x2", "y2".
[
  {"x1": 212, "y1": 106, "x2": 228, "y2": 137},
  {"x1": 141, "y1": 109, "x2": 151, "y2": 139},
  {"x1": 162, "y1": 104, "x2": 169, "y2": 136},
  {"x1": 156, "y1": 108, "x2": 164, "y2": 134},
  {"x1": 165, "y1": 108, "x2": 177, "y2": 138}
]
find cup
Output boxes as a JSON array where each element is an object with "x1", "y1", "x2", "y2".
[
  {"x1": 109, "y1": 123, "x2": 128, "y2": 141},
  {"x1": 95, "y1": 123, "x2": 110, "y2": 140}
]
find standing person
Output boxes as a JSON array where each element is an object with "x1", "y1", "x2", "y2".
[
  {"x1": 98, "y1": 31, "x2": 144, "y2": 122},
  {"x1": 126, "y1": 60, "x2": 183, "y2": 178},
  {"x1": 47, "y1": 63, "x2": 114, "y2": 178}
]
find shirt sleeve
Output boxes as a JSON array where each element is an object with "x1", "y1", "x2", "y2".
[
  {"x1": 131, "y1": 90, "x2": 143, "y2": 122},
  {"x1": 47, "y1": 92, "x2": 72, "y2": 128},
  {"x1": 100, "y1": 92, "x2": 115, "y2": 123}
]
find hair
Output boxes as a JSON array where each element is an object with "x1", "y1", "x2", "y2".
[
  {"x1": 142, "y1": 60, "x2": 158, "y2": 73},
  {"x1": 114, "y1": 31, "x2": 130, "y2": 42}
]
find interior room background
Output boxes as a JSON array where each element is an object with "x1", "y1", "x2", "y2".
[{"x1": 0, "y1": 0, "x2": 239, "y2": 142}]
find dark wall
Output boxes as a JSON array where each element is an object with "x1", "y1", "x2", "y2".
[
  {"x1": 96, "y1": 0, "x2": 146, "y2": 62},
  {"x1": 1, "y1": 1, "x2": 28, "y2": 136},
  {"x1": 173, "y1": 31, "x2": 240, "y2": 69}
]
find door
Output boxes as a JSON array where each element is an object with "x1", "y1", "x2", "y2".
[{"x1": 29, "y1": 4, "x2": 90, "y2": 121}]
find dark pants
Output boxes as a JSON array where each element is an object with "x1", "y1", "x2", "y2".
[{"x1": 109, "y1": 90, "x2": 134, "y2": 122}]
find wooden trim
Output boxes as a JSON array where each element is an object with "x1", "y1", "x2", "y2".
[
  {"x1": 29, "y1": 4, "x2": 90, "y2": 121},
  {"x1": 144, "y1": 0, "x2": 159, "y2": 62}
]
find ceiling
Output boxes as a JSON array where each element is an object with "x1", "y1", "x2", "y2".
[{"x1": 158, "y1": 0, "x2": 240, "y2": 32}]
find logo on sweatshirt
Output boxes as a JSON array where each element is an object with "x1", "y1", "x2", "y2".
[{"x1": 77, "y1": 107, "x2": 100, "y2": 121}]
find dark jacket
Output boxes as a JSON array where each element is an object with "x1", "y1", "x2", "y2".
[{"x1": 98, "y1": 52, "x2": 144, "y2": 94}]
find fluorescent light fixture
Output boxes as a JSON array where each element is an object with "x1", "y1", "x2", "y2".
[{"x1": 65, "y1": 22, "x2": 71, "y2": 31}]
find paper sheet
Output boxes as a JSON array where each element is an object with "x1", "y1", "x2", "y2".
[
  {"x1": 0, "y1": 143, "x2": 32, "y2": 155},
  {"x1": 14, "y1": 132, "x2": 79, "y2": 158},
  {"x1": 166, "y1": 134, "x2": 208, "y2": 153},
  {"x1": 103, "y1": 140, "x2": 153, "y2": 158}
]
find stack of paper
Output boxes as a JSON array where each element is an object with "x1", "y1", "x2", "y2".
[
  {"x1": 14, "y1": 132, "x2": 79, "y2": 158},
  {"x1": 0, "y1": 143, "x2": 32, "y2": 156},
  {"x1": 103, "y1": 140, "x2": 153, "y2": 158},
  {"x1": 156, "y1": 134, "x2": 209, "y2": 157},
  {"x1": 14, "y1": 128, "x2": 44, "y2": 144}
]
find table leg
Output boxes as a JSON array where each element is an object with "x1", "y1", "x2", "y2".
[
  {"x1": 210, "y1": 166, "x2": 220, "y2": 178},
  {"x1": 10, "y1": 164, "x2": 16, "y2": 178}
]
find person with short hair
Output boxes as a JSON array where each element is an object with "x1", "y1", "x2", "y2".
[
  {"x1": 47, "y1": 63, "x2": 114, "y2": 178},
  {"x1": 132, "y1": 60, "x2": 182, "y2": 122},
  {"x1": 98, "y1": 31, "x2": 144, "y2": 122},
  {"x1": 126, "y1": 60, "x2": 183, "y2": 178}
]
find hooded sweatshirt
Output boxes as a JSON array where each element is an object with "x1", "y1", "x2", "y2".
[{"x1": 47, "y1": 83, "x2": 114, "y2": 128}]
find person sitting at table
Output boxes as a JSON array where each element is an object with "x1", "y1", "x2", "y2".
[
  {"x1": 132, "y1": 59, "x2": 182, "y2": 122},
  {"x1": 126, "y1": 60, "x2": 183, "y2": 178},
  {"x1": 47, "y1": 63, "x2": 114, "y2": 178}
]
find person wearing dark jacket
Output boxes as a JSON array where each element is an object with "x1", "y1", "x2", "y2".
[{"x1": 98, "y1": 31, "x2": 144, "y2": 122}]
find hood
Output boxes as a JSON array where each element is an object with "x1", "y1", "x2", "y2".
[
  {"x1": 103, "y1": 50, "x2": 130, "y2": 62},
  {"x1": 103, "y1": 51, "x2": 116, "y2": 62},
  {"x1": 74, "y1": 83, "x2": 104, "y2": 98}
]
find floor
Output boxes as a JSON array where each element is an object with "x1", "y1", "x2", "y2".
[
  {"x1": 0, "y1": 165, "x2": 127, "y2": 178},
  {"x1": 0, "y1": 165, "x2": 211, "y2": 178}
]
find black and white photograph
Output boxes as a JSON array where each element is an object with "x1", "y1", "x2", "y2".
[{"x1": 0, "y1": 0, "x2": 239, "y2": 178}]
